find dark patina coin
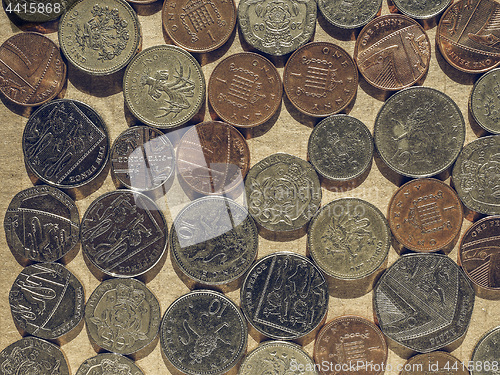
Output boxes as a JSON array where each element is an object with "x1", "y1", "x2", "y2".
[
  {"x1": 318, "y1": 0, "x2": 381, "y2": 30},
  {"x1": 400, "y1": 352, "x2": 469, "y2": 375},
  {"x1": 4, "y1": 185, "x2": 79, "y2": 266},
  {"x1": 470, "y1": 68, "x2": 500, "y2": 135},
  {"x1": 76, "y1": 353, "x2": 144, "y2": 375},
  {"x1": 3, "y1": 0, "x2": 77, "y2": 22},
  {"x1": 390, "y1": 0, "x2": 452, "y2": 20},
  {"x1": 9, "y1": 262, "x2": 84, "y2": 342},
  {"x1": 374, "y1": 253, "x2": 475, "y2": 353},
  {"x1": 471, "y1": 326, "x2": 500, "y2": 375},
  {"x1": 80, "y1": 190, "x2": 167, "y2": 281},
  {"x1": 241, "y1": 252, "x2": 328, "y2": 341},
  {"x1": 22, "y1": 99, "x2": 110, "y2": 190},
  {"x1": 160, "y1": 289, "x2": 247, "y2": 375}
]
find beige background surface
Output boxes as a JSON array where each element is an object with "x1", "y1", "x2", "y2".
[{"x1": 0, "y1": 0, "x2": 499, "y2": 374}]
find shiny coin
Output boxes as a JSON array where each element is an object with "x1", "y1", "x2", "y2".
[
  {"x1": 318, "y1": 0, "x2": 381, "y2": 29},
  {"x1": 9, "y1": 262, "x2": 84, "y2": 342},
  {"x1": 59, "y1": 0, "x2": 141, "y2": 76},
  {"x1": 3, "y1": 0, "x2": 77, "y2": 22},
  {"x1": 4, "y1": 185, "x2": 79, "y2": 265},
  {"x1": 390, "y1": 0, "x2": 452, "y2": 20},
  {"x1": 470, "y1": 326, "x2": 500, "y2": 375},
  {"x1": 374, "y1": 253, "x2": 475, "y2": 353},
  {"x1": 160, "y1": 289, "x2": 247, "y2": 375},
  {"x1": 123, "y1": 45, "x2": 205, "y2": 129},
  {"x1": 85, "y1": 278, "x2": 160, "y2": 356},
  {"x1": 400, "y1": 352, "x2": 469, "y2": 375},
  {"x1": 208, "y1": 52, "x2": 282, "y2": 128},
  {"x1": 76, "y1": 353, "x2": 144, "y2": 375},
  {"x1": 238, "y1": 0, "x2": 316, "y2": 56},
  {"x1": 470, "y1": 67, "x2": 500, "y2": 135},
  {"x1": 374, "y1": 86, "x2": 465, "y2": 178},
  {"x1": 355, "y1": 14, "x2": 431, "y2": 91}
]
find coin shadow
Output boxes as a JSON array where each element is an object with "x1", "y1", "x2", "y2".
[
  {"x1": 373, "y1": 149, "x2": 410, "y2": 187},
  {"x1": 2, "y1": 4, "x2": 59, "y2": 34},
  {"x1": 283, "y1": 94, "x2": 319, "y2": 129},
  {"x1": 316, "y1": 12, "x2": 358, "y2": 42},
  {"x1": 195, "y1": 26, "x2": 237, "y2": 66},
  {"x1": 227, "y1": 101, "x2": 282, "y2": 139},
  {"x1": 130, "y1": 0, "x2": 162, "y2": 16},
  {"x1": 257, "y1": 225, "x2": 308, "y2": 242},
  {"x1": 358, "y1": 74, "x2": 394, "y2": 102},
  {"x1": 320, "y1": 160, "x2": 372, "y2": 193},
  {"x1": 468, "y1": 109, "x2": 490, "y2": 138},
  {"x1": 67, "y1": 64, "x2": 124, "y2": 97},
  {"x1": 435, "y1": 40, "x2": 479, "y2": 85}
]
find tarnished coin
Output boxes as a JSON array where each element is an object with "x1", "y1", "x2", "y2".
[
  {"x1": 80, "y1": 190, "x2": 167, "y2": 280},
  {"x1": 22, "y1": 99, "x2": 110, "y2": 190},
  {"x1": 245, "y1": 153, "x2": 321, "y2": 233},
  {"x1": 400, "y1": 352, "x2": 469, "y2": 375},
  {"x1": 238, "y1": 0, "x2": 317, "y2": 56},
  {"x1": 318, "y1": 0, "x2": 381, "y2": 30},
  {"x1": 374, "y1": 86, "x2": 465, "y2": 178},
  {"x1": 308, "y1": 115, "x2": 373, "y2": 181},
  {"x1": 471, "y1": 326, "x2": 500, "y2": 375},
  {"x1": 76, "y1": 353, "x2": 144, "y2": 375},
  {"x1": 160, "y1": 290, "x2": 247, "y2": 375},
  {"x1": 176, "y1": 121, "x2": 250, "y2": 196},
  {"x1": 374, "y1": 253, "x2": 475, "y2": 353},
  {"x1": 4, "y1": 185, "x2": 79, "y2": 265},
  {"x1": 314, "y1": 316, "x2": 388, "y2": 375},
  {"x1": 470, "y1": 67, "x2": 500, "y2": 135},
  {"x1": 0, "y1": 32, "x2": 66, "y2": 107},
  {"x1": 388, "y1": 179, "x2": 463, "y2": 253},
  {"x1": 123, "y1": 45, "x2": 205, "y2": 129},
  {"x1": 284, "y1": 42, "x2": 358, "y2": 118},
  {"x1": 85, "y1": 278, "x2": 160, "y2": 355},
  {"x1": 452, "y1": 135, "x2": 500, "y2": 216},
  {"x1": 170, "y1": 196, "x2": 258, "y2": 288},
  {"x1": 59, "y1": 0, "x2": 141, "y2": 76},
  {"x1": 208, "y1": 52, "x2": 282, "y2": 128},
  {"x1": 2, "y1": 0, "x2": 76, "y2": 22},
  {"x1": 390, "y1": 0, "x2": 452, "y2": 20},
  {"x1": 241, "y1": 252, "x2": 328, "y2": 341},
  {"x1": 111, "y1": 126, "x2": 175, "y2": 193},
  {"x1": 162, "y1": 0, "x2": 236, "y2": 53},
  {"x1": 239, "y1": 341, "x2": 318, "y2": 375},
  {"x1": 355, "y1": 14, "x2": 431, "y2": 91},
  {"x1": 9, "y1": 262, "x2": 84, "y2": 342}
]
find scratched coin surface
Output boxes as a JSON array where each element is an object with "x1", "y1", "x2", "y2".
[
  {"x1": 388, "y1": 179, "x2": 463, "y2": 253},
  {"x1": 85, "y1": 278, "x2": 160, "y2": 355},
  {"x1": 9, "y1": 262, "x2": 84, "y2": 341},
  {"x1": 123, "y1": 45, "x2": 205, "y2": 129},
  {"x1": 241, "y1": 252, "x2": 328, "y2": 340},
  {"x1": 2, "y1": 0, "x2": 77, "y2": 22},
  {"x1": 470, "y1": 67, "x2": 500, "y2": 135},
  {"x1": 284, "y1": 42, "x2": 358, "y2": 117},
  {"x1": 208, "y1": 52, "x2": 282, "y2": 128},
  {"x1": 22, "y1": 99, "x2": 110, "y2": 189},
  {"x1": 160, "y1": 290, "x2": 247, "y2": 375},
  {"x1": 176, "y1": 121, "x2": 250, "y2": 196},
  {"x1": 238, "y1": 0, "x2": 317, "y2": 56},
  {"x1": 391, "y1": 0, "x2": 452, "y2": 20},
  {"x1": 355, "y1": 14, "x2": 431, "y2": 91},
  {"x1": 245, "y1": 153, "x2": 321, "y2": 232},
  {"x1": 374, "y1": 86, "x2": 465, "y2": 178},
  {"x1": 170, "y1": 196, "x2": 258, "y2": 287},
  {"x1": 318, "y1": 0, "x2": 381, "y2": 29},
  {"x1": 80, "y1": 190, "x2": 167, "y2": 279},
  {"x1": 76, "y1": 353, "x2": 144, "y2": 375},
  {"x1": 374, "y1": 253, "x2": 475, "y2": 353},
  {"x1": 400, "y1": 352, "x2": 469, "y2": 375},
  {"x1": 314, "y1": 316, "x2": 388, "y2": 375},
  {"x1": 4, "y1": 185, "x2": 79, "y2": 265},
  {"x1": 471, "y1": 326, "x2": 500, "y2": 375},
  {"x1": 452, "y1": 135, "x2": 500, "y2": 216},
  {"x1": 0, "y1": 32, "x2": 66, "y2": 107}
]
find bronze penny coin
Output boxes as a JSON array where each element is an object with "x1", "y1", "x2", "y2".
[
  {"x1": 176, "y1": 121, "x2": 250, "y2": 196},
  {"x1": 400, "y1": 352, "x2": 469, "y2": 375},
  {"x1": 437, "y1": 0, "x2": 500, "y2": 74},
  {"x1": 0, "y1": 32, "x2": 66, "y2": 107},
  {"x1": 208, "y1": 52, "x2": 282, "y2": 128},
  {"x1": 388, "y1": 178, "x2": 463, "y2": 253},
  {"x1": 162, "y1": 0, "x2": 236, "y2": 53},
  {"x1": 355, "y1": 14, "x2": 431, "y2": 91},
  {"x1": 76, "y1": 353, "x2": 144, "y2": 375},
  {"x1": 314, "y1": 316, "x2": 388, "y2": 375},
  {"x1": 284, "y1": 42, "x2": 358, "y2": 117}
]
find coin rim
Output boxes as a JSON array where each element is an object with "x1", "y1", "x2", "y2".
[
  {"x1": 469, "y1": 67, "x2": 500, "y2": 135},
  {"x1": 75, "y1": 353, "x2": 144, "y2": 375},
  {"x1": 317, "y1": 0, "x2": 382, "y2": 29},
  {"x1": 470, "y1": 325, "x2": 500, "y2": 375},
  {"x1": 391, "y1": 0, "x2": 452, "y2": 20}
]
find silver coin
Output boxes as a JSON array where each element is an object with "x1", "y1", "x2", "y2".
[
  {"x1": 318, "y1": 0, "x2": 381, "y2": 29},
  {"x1": 391, "y1": 0, "x2": 452, "y2": 20},
  {"x1": 76, "y1": 353, "x2": 144, "y2": 375},
  {"x1": 470, "y1": 68, "x2": 500, "y2": 135},
  {"x1": 471, "y1": 326, "x2": 500, "y2": 375}
]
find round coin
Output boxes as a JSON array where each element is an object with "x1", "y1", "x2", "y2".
[
  {"x1": 318, "y1": 0, "x2": 381, "y2": 30},
  {"x1": 241, "y1": 252, "x2": 328, "y2": 341},
  {"x1": 123, "y1": 45, "x2": 205, "y2": 129},
  {"x1": 208, "y1": 52, "x2": 282, "y2": 128},
  {"x1": 374, "y1": 86, "x2": 465, "y2": 178},
  {"x1": 9, "y1": 262, "x2": 84, "y2": 341},
  {"x1": 284, "y1": 42, "x2": 358, "y2": 117},
  {"x1": 80, "y1": 190, "x2": 167, "y2": 280},
  {"x1": 76, "y1": 353, "x2": 144, "y2": 375},
  {"x1": 85, "y1": 278, "x2": 160, "y2": 356},
  {"x1": 374, "y1": 253, "x2": 475, "y2": 353},
  {"x1": 452, "y1": 135, "x2": 500, "y2": 216},
  {"x1": 400, "y1": 352, "x2": 469, "y2": 375},
  {"x1": 0, "y1": 32, "x2": 66, "y2": 107},
  {"x1": 4, "y1": 185, "x2": 79, "y2": 265},
  {"x1": 391, "y1": 0, "x2": 451, "y2": 20},
  {"x1": 470, "y1": 326, "x2": 500, "y2": 375},
  {"x1": 355, "y1": 14, "x2": 431, "y2": 91},
  {"x1": 237, "y1": 0, "x2": 316, "y2": 56},
  {"x1": 160, "y1": 290, "x2": 247, "y2": 375},
  {"x1": 2, "y1": 0, "x2": 77, "y2": 22},
  {"x1": 59, "y1": 0, "x2": 141, "y2": 76},
  {"x1": 470, "y1": 67, "x2": 500, "y2": 135}
]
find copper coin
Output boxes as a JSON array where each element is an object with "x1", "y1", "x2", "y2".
[
  {"x1": 400, "y1": 352, "x2": 469, "y2": 375},
  {"x1": 314, "y1": 316, "x2": 388, "y2": 375},
  {"x1": 388, "y1": 178, "x2": 463, "y2": 253},
  {"x1": 162, "y1": 0, "x2": 236, "y2": 53},
  {"x1": 355, "y1": 14, "x2": 431, "y2": 91},
  {"x1": 437, "y1": 0, "x2": 500, "y2": 74},
  {"x1": 284, "y1": 42, "x2": 358, "y2": 117},
  {"x1": 208, "y1": 52, "x2": 282, "y2": 128},
  {"x1": 176, "y1": 121, "x2": 250, "y2": 196},
  {"x1": 0, "y1": 32, "x2": 66, "y2": 107}
]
